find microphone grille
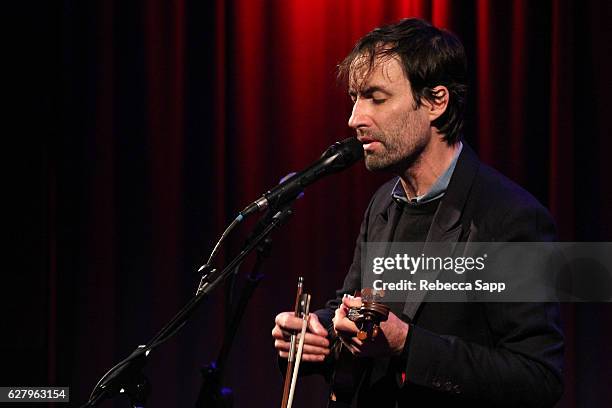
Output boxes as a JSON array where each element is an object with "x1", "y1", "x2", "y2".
[{"x1": 336, "y1": 137, "x2": 365, "y2": 165}]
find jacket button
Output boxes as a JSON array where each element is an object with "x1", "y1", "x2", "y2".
[
  {"x1": 432, "y1": 379, "x2": 441, "y2": 388},
  {"x1": 443, "y1": 381, "x2": 452, "y2": 391},
  {"x1": 453, "y1": 384, "x2": 462, "y2": 394}
]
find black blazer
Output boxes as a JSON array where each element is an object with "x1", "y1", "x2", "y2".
[{"x1": 315, "y1": 144, "x2": 564, "y2": 407}]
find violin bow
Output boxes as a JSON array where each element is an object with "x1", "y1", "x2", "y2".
[
  {"x1": 280, "y1": 277, "x2": 303, "y2": 408},
  {"x1": 287, "y1": 293, "x2": 311, "y2": 408}
]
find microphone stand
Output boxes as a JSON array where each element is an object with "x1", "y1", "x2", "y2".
[
  {"x1": 81, "y1": 205, "x2": 294, "y2": 408},
  {"x1": 195, "y1": 211, "x2": 276, "y2": 408}
]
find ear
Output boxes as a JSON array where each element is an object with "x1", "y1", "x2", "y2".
[{"x1": 422, "y1": 85, "x2": 449, "y2": 122}]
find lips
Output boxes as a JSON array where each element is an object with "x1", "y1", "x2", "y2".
[
  {"x1": 358, "y1": 135, "x2": 382, "y2": 153},
  {"x1": 358, "y1": 135, "x2": 377, "y2": 144}
]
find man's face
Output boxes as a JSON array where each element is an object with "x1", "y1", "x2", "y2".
[{"x1": 348, "y1": 55, "x2": 431, "y2": 172}]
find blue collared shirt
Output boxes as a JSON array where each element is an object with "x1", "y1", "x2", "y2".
[{"x1": 391, "y1": 142, "x2": 463, "y2": 205}]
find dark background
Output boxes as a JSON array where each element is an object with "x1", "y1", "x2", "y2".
[{"x1": 3, "y1": 0, "x2": 612, "y2": 407}]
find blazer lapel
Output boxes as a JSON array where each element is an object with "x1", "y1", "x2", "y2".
[{"x1": 402, "y1": 144, "x2": 480, "y2": 320}]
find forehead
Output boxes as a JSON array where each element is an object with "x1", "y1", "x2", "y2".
[{"x1": 348, "y1": 53, "x2": 408, "y2": 92}]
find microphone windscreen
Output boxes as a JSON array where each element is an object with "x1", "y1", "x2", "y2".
[
  {"x1": 340, "y1": 136, "x2": 365, "y2": 162},
  {"x1": 325, "y1": 137, "x2": 364, "y2": 169}
]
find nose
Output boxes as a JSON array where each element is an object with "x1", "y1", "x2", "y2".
[{"x1": 348, "y1": 98, "x2": 371, "y2": 130}]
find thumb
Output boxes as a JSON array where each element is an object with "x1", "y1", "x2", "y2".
[
  {"x1": 343, "y1": 295, "x2": 363, "y2": 309},
  {"x1": 308, "y1": 313, "x2": 328, "y2": 337}
]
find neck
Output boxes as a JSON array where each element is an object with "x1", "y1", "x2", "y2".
[{"x1": 399, "y1": 133, "x2": 460, "y2": 200}]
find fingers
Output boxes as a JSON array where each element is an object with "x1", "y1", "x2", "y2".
[
  {"x1": 275, "y1": 312, "x2": 305, "y2": 331},
  {"x1": 274, "y1": 312, "x2": 327, "y2": 336},
  {"x1": 274, "y1": 339, "x2": 330, "y2": 356},
  {"x1": 342, "y1": 295, "x2": 362, "y2": 309},
  {"x1": 338, "y1": 336, "x2": 363, "y2": 355},
  {"x1": 333, "y1": 296, "x2": 365, "y2": 355},
  {"x1": 334, "y1": 303, "x2": 347, "y2": 320},
  {"x1": 277, "y1": 350, "x2": 327, "y2": 363},
  {"x1": 272, "y1": 325, "x2": 330, "y2": 347},
  {"x1": 272, "y1": 313, "x2": 330, "y2": 345},
  {"x1": 333, "y1": 294, "x2": 362, "y2": 332},
  {"x1": 272, "y1": 311, "x2": 331, "y2": 361},
  {"x1": 333, "y1": 305, "x2": 358, "y2": 336}
]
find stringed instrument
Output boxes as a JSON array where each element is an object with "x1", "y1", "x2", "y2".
[{"x1": 329, "y1": 289, "x2": 390, "y2": 407}]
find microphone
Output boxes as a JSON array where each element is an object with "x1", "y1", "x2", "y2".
[{"x1": 240, "y1": 137, "x2": 364, "y2": 217}]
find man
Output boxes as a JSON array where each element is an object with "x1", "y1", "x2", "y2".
[{"x1": 272, "y1": 18, "x2": 563, "y2": 407}]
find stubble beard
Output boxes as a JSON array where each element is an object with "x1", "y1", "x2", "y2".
[{"x1": 363, "y1": 113, "x2": 430, "y2": 174}]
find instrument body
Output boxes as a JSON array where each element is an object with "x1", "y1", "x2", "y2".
[{"x1": 329, "y1": 291, "x2": 390, "y2": 406}]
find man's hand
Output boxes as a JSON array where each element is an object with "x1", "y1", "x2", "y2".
[
  {"x1": 272, "y1": 312, "x2": 330, "y2": 363},
  {"x1": 333, "y1": 295, "x2": 409, "y2": 357}
]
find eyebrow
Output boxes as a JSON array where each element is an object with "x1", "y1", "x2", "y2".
[{"x1": 348, "y1": 85, "x2": 392, "y2": 97}]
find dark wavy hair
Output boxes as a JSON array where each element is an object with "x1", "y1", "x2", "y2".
[{"x1": 338, "y1": 18, "x2": 468, "y2": 144}]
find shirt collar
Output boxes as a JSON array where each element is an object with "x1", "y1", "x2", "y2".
[{"x1": 391, "y1": 142, "x2": 463, "y2": 206}]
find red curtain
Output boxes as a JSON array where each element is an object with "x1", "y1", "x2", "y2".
[
  {"x1": 210, "y1": 3, "x2": 612, "y2": 404},
  {"x1": 7, "y1": 0, "x2": 610, "y2": 407}
]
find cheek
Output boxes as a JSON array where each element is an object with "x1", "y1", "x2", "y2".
[
  {"x1": 415, "y1": 107, "x2": 431, "y2": 127},
  {"x1": 388, "y1": 102, "x2": 411, "y2": 117},
  {"x1": 376, "y1": 105, "x2": 410, "y2": 131}
]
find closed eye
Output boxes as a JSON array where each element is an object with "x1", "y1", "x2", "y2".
[{"x1": 348, "y1": 90, "x2": 388, "y2": 105}]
